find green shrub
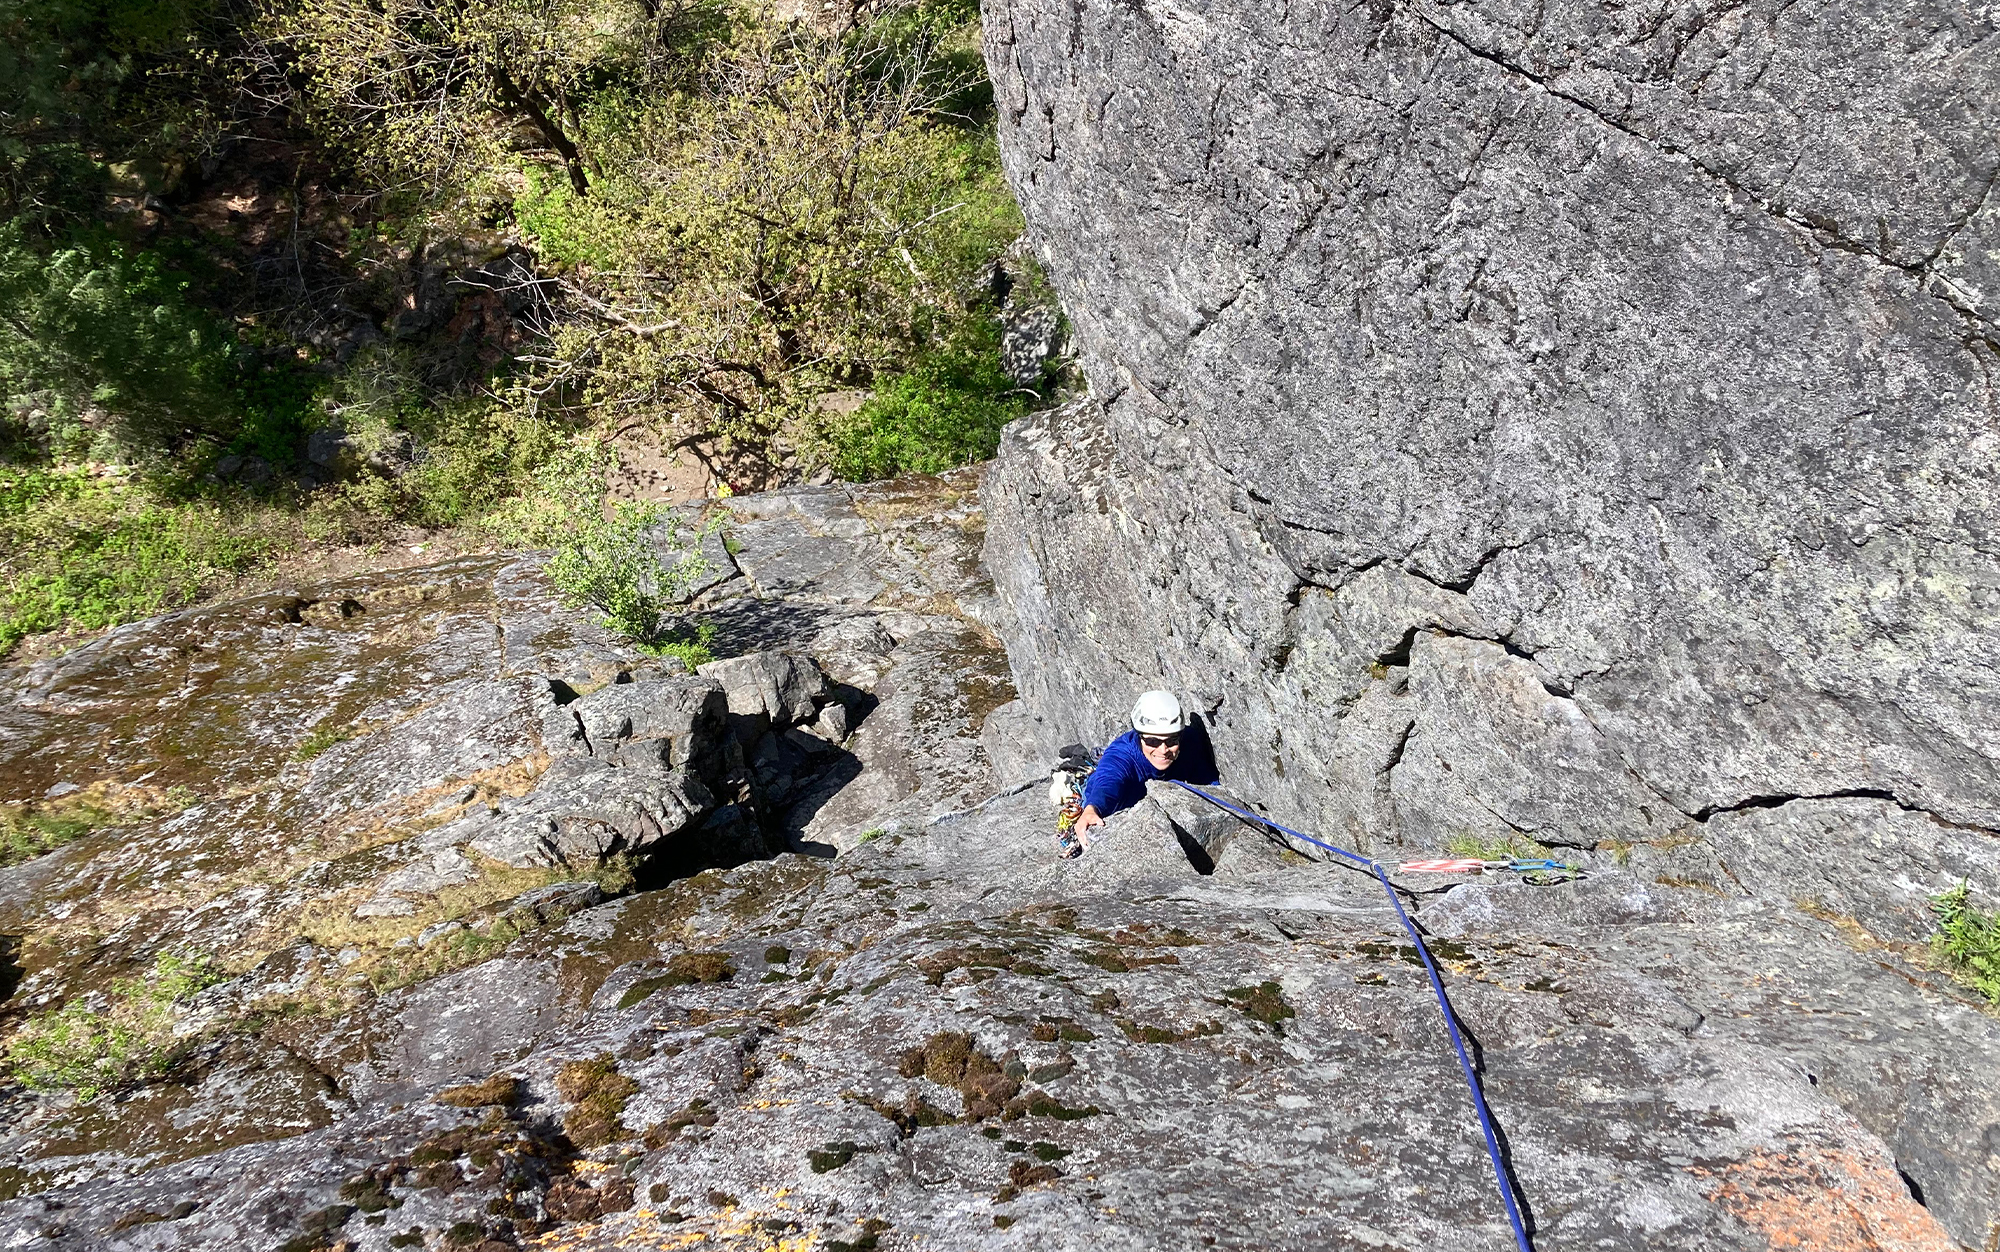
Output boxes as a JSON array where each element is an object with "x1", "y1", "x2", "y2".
[
  {"x1": 647, "y1": 618, "x2": 718, "y2": 669},
  {"x1": 829, "y1": 320, "x2": 1034, "y2": 481},
  {"x1": 539, "y1": 459, "x2": 718, "y2": 646},
  {"x1": 1931, "y1": 883, "x2": 2000, "y2": 1004},
  {"x1": 0, "y1": 464, "x2": 287, "y2": 652},
  {"x1": 4, "y1": 952, "x2": 223, "y2": 1100}
]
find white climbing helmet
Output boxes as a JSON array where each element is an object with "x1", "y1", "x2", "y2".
[{"x1": 1130, "y1": 690, "x2": 1186, "y2": 735}]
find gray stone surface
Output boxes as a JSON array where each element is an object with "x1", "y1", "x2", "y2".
[
  {"x1": 981, "y1": 0, "x2": 2000, "y2": 833},
  {"x1": 696, "y1": 650, "x2": 829, "y2": 728},
  {"x1": 1, "y1": 786, "x2": 1986, "y2": 1250},
  {"x1": 979, "y1": 0, "x2": 2000, "y2": 1241},
  {"x1": 0, "y1": 468, "x2": 1020, "y2": 1215}
]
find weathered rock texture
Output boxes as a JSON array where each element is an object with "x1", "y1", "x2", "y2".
[
  {"x1": 979, "y1": 0, "x2": 2000, "y2": 1240},
  {"x1": 0, "y1": 467, "x2": 1996, "y2": 1250},
  {"x1": 0, "y1": 471, "x2": 1013, "y2": 1207}
]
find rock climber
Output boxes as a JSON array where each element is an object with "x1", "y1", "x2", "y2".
[{"x1": 1059, "y1": 690, "x2": 1220, "y2": 856}]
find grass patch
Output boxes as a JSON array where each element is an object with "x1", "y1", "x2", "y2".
[
  {"x1": 288, "y1": 719, "x2": 374, "y2": 763},
  {"x1": 0, "y1": 781, "x2": 194, "y2": 868},
  {"x1": 2, "y1": 952, "x2": 223, "y2": 1099},
  {"x1": 0, "y1": 465, "x2": 290, "y2": 655},
  {"x1": 643, "y1": 618, "x2": 718, "y2": 670},
  {"x1": 1931, "y1": 882, "x2": 2000, "y2": 1004},
  {"x1": 290, "y1": 854, "x2": 634, "y2": 996}
]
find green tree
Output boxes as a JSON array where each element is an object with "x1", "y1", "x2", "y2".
[
  {"x1": 264, "y1": 0, "x2": 732, "y2": 209},
  {"x1": 0, "y1": 225, "x2": 259, "y2": 455},
  {"x1": 517, "y1": 16, "x2": 1022, "y2": 464}
]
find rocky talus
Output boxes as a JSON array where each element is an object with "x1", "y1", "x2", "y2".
[{"x1": 979, "y1": 0, "x2": 2000, "y2": 1242}]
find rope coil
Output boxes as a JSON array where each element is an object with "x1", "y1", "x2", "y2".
[{"x1": 1168, "y1": 780, "x2": 1535, "y2": 1252}]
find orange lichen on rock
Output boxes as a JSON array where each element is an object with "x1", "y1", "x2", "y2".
[{"x1": 1690, "y1": 1142, "x2": 1956, "y2": 1251}]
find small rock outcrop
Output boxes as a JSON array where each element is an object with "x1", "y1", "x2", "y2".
[{"x1": 0, "y1": 470, "x2": 1016, "y2": 1212}]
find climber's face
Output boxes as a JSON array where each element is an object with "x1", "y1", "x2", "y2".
[{"x1": 1139, "y1": 732, "x2": 1181, "y2": 772}]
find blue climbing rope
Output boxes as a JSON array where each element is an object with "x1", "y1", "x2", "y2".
[{"x1": 1168, "y1": 780, "x2": 1535, "y2": 1252}]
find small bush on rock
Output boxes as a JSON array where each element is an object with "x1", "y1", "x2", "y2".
[
  {"x1": 537, "y1": 457, "x2": 719, "y2": 649},
  {"x1": 1931, "y1": 883, "x2": 2000, "y2": 1004}
]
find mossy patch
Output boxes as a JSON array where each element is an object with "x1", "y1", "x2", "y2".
[
  {"x1": 1002, "y1": 1138, "x2": 1072, "y2": 1161},
  {"x1": 1007, "y1": 1089, "x2": 1101, "y2": 1121},
  {"x1": 1222, "y1": 982, "x2": 1296, "y2": 1034},
  {"x1": 1351, "y1": 940, "x2": 1425, "y2": 967},
  {"x1": 339, "y1": 1169, "x2": 404, "y2": 1214},
  {"x1": 434, "y1": 1073, "x2": 520, "y2": 1109},
  {"x1": 849, "y1": 1090, "x2": 958, "y2": 1133},
  {"x1": 896, "y1": 1030, "x2": 1019, "y2": 1120},
  {"x1": 809, "y1": 1140, "x2": 860, "y2": 1173},
  {"x1": 616, "y1": 950, "x2": 737, "y2": 1009},
  {"x1": 915, "y1": 943, "x2": 1050, "y2": 986},
  {"x1": 556, "y1": 1054, "x2": 640, "y2": 1148},
  {"x1": 544, "y1": 1175, "x2": 636, "y2": 1223},
  {"x1": 824, "y1": 1218, "x2": 892, "y2": 1252},
  {"x1": 1115, "y1": 1017, "x2": 1222, "y2": 1044},
  {"x1": 1079, "y1": 948, "x2": 1180, "y2": 973},
  {"x1": 1029, "y1": 1017, "x2": 1095, "y2": 1043},
  {"x1": 289, "y1": 719, "x2": 379, "y2": 763},
  {"x1": 643, "y1": 1098, "x2": 717, "y2": 1148}
]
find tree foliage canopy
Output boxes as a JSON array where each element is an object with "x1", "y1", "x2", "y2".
[{"x1": 0, "y1": 0, "x2": 1050, "y2": 652}]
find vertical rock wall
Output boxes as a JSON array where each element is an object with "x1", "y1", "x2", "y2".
[{"x1": 980, "y1": 0, "x2": 2000, "y2": 856}]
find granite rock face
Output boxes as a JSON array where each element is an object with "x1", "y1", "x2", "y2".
[
  {"x1": 1, "y1": 466, "x2": 1997, "y2": 1249},
  {"x1": 0, "y1": 781, "x2": 1990, "y2": 1252},
  {"x1": 980, "y1": 0, "x2": 1999, "y2": 1240},
  {"x1": 983, "y1": 0, "x2": 2000, "y2": 835}
]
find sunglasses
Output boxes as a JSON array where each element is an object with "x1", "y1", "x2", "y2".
[{"x1": 1139, "y1": 734, "x2": 1182, "y2": 749}]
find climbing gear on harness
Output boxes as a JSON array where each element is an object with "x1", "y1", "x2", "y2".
[
  {"x1": 1050, "y1": 744, "x2": 1098, "y2": 859},
  {"x1": 1131, "y1": 689, "x2": 1186, "y2": 734},
  {"x1": 1051, "y1": 772, "x2": 1086, "y2": 858},
  {"x1": 1168, "y1": 780, "x2": 1536, "y2": 1252}
]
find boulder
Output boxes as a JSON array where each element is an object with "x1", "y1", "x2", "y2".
[{"x1": 697, "y1": 650, "x2": 828, "y2": 728}]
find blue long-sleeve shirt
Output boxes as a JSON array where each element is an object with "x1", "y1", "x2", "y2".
[{"x1": 1081, "y1": 723, "x2": 1220, "y2": 818}]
